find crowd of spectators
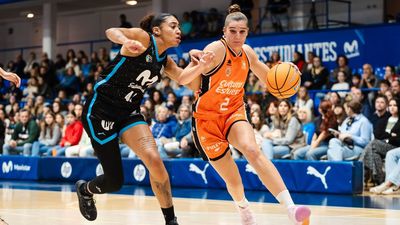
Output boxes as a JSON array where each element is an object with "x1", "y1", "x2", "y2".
[{"x1": 1, "y1": 38, "x2": 400, "y2": 194}]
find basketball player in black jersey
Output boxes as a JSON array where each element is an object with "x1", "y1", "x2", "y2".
[{"x1": 75, "y1": 13, "x2": 213, "y2": 225}]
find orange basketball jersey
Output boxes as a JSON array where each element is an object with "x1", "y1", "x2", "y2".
[{"x1": 193, "y1": 38, "x2": 250, "y2": 120}]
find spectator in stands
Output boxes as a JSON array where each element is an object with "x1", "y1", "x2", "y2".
[
  {"x1": 82, "y1": 82, "x2": 94, "y2": 100},
  {"x1": 165, "y1": 92, "x2": 179, "y2": 113},
  {"x1": 294, "y1": 101, "x2": 337, "y2": 160},
  {"x1": 270, "y1": 51, "x2": 281, "y2": 67},
  {"x1": 65, "y1": 49, "x2": 77, "y2": 69},
  {"x1": 250, "y1": 102, "x2": 262, "y2": 114},
  {"x1": 293, "y1": 86, "x2": 313, "y2": 112},
  {"x1": 351, "y1": 73, "x2": 362, "y2": 88},
  {"x1": 189, "y1": 10, "x2": 207, "y2": 38},
  {"x1": 80, "y1": 56, "x2": 92, "y2": 80},
  {"x1": 4, "y1": 112, "x2": 19, "y2": 144},
  {"x1": 5, "y1": 81, "x2": 23, "y2": 101},
  {"x1": 384, "y1": 65, "x2": 398, "y2": 83},
  {"x1": 385, "y1": 90, "x2": 394, "y2": 101},
  {"x1": 261, "y1": 99, "x2": 305, "y2": 159},
  {"x1": 52, "y1": 101, "x2": 67, "y2": 116},
  {"x1": 330, "y1": 55, "x2": 351, "y2": 86},
  {"x1": 56, "y1": 67, "x2": 80, "y2": 96},
  {"x1": 180, "y1": 12, "x2": 193, "y2": 39},
  {"x1": 369, "y1": 94, "x2": 390, "y2": 127},
  {"x1": 55, "y1": 113, "x2": 66, "y2": 134},
  {"x1": 77, "y1": 50, "x2": 87, "y2": 65},
  {"x1": 54, "y1": 54, "x2": 67, "y2": 71},
  {"x1": 251, "y1": 111, "x2": 269, "y2": 150},
  {"x1": 297, "y1": 106, "x2": 315, "y2": 145},
  {"x1": 3, "y1": 109, "x2": 39, "y2": 156},
  {"x1": 206, "y1": 8, "x2": 221, "y2": 37},
  {"x1": 266, "y1": 0, "x2": 291, "y2": 32},
  {"x1": 31, "y1": 112, "x2": 61, "y2": 156},
  {"x1": 181, "y1": 95, "x2": 192, "y2": 106},
  {"x1": 360, "y1": 97, "x2": 400, "y2": 185},
  {"x1": 360, "y1": 63, "x2": 379, "y2": 106},
  {"x1": 150, "y1": 90, "x2": 164, "y2": 112},
  {"x1": 49, "y1": 111, "x2": 83, "y2": 156},
  {"x1": 98, "y1": 47, "x2": 110, "y2": 66},
  {"x1": 74, "y1": 103, "x2": 83, "y2": 120},
  {"x1": 292, "y1": 51, "x2": 305, "y2": 73},
  {"x1": 264, "y1": 100, "x2": 278, "y2": 128},
  {"x1": 119, "y1": 14, "x2": 132, "y2": 28},
  {"x1": 330, "y1": 71, "x2": 350, "y2": 98},
  {"x1": 351, "y1": 87, "x2": 372, "y2": 118},
  {"x1": 90, "y1": 51, "x2": 100, "y2": 67},
  {"x1": 163, "y1": 104, "x2": 192, "y2": 157},
  {"x1": 378, "y1": 79, "x2": 391, "y2": 96},
  {"x1": 304, "y1": 51, "x2": 315, "y2": 73},
  {"x1": 327, "y1": 100, "x2": 372, "y2": 161},
  {"x1": 65, "y1": 130, "x2": 93, "y2": 157},
  {"x1": 302, "y1": 56, "x2": 329, "y2": 90},
  {"x1": 369, "y1": 147, "x2": 400, "y2": 194},
  {"x1": 157, "y1": 77, "x2": 175, "y2": 97},
  {"x1": 14, "y1": 54, "x2": 27, "y2": 79},
  {"x1": 391, "y1": 79, "x2": 400, "y2": 96},
  {"x1": 231, "y1": 0, "x2": 254, "y2": 29},
  {"x1": 67, "y1": 102, "x2": 75, "y2": 114},
  {"x1": 246, "y1": 72, "x2": 264, "y2": 93},
  {"x1": 5, "y1": 95, "x2": 17, "y2": 115},
  {"x1": 24, "y1": 52, "x2": 38, "y2": 76},
  {"x1": 22, "y1": 77, "x2": 39, "y2": 99},
  {"x1": 327, "y1": 91, "x2": 342, "y2": 108},
  {"x1": 152, "y1": 105, "x2": 177, "y2": 158}
]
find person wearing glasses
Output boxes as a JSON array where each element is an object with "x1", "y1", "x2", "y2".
[{"x1": 327, "y1": 100, "x2": 372, "y2": 161}]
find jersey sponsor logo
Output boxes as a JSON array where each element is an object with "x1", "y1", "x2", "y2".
[
  {"x1": 205, "y1": 142, "x2": 222, "y2": 152},
  {"x1": 133, "y1": 164, "x2": 146, "y2": 182},
  {"x1": 189, "y1": 163, "x2": 209, "y2": 184},
  {"x1": 307, "y1": 166, "x2": 331, "y2": 189},
  {"x1": 101, "y1": 120, "x2": 114, "y2": 131},
  {"x1": 215, "y1": 80, "x2": 244, "y2": 95},
  {"x1": 61, "y1": 162, "x2": 72, "y2": 178},
  {"x1": 137, "y1": 70, "x2": 158, "y2": 87}
]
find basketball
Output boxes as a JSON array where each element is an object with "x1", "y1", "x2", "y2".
[{"x1": 266, "y1": 62, "x2": 301, "y2": 99}]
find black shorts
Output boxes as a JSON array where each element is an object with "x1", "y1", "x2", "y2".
[{"x1": 82, "y1": 95, "x2": 147, "y2": 145}]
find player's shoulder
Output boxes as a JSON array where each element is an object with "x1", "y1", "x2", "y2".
[
  {"x1": 242, "y1": 44, "x2": 255, "y2": 55},
  {"x1": 204, "y1": 40, "x2": 225, "y2": 51}
]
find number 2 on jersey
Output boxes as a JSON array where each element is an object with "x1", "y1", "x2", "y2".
[{"x1": 220, "y1": 97, "x2": 230, "y2": 111}]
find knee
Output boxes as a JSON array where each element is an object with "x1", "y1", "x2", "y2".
[{"x1": 241, "y1": 144, "x2": 262, "y2": 162}]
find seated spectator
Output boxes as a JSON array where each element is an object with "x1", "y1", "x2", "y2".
[
  {"x1": 294, "y1": 101, "x2": 337, "y2": 160},
  {"x1": 327, "y1": 100, "x2": 372, "y2": 161},
  {"x1": 378, "y1": 79, "x2": 391, "y2": 97},
  {"x1": 384, "y1": 65, "x2": 398, "y2": 84},
  {"x1": 369, "y1": 147, "x2": 400, "y2": 194},
  {"x1": 351, "y1": 73, "x2": 362, "y2": 88},
  {"x1": 292, "y1": 51, "x2": 306, "y2": 74},
  {"x1": 4, "y1": 112, "x2": 19, "y2": 144},
  {"x1": 360, "y1": 98, "x2": 400, "y2": 185},
  {"x1": 0, "y1": 110, "x2": 6, "y2": 154},
  {"x1": 181, "y1": 95, "x2": 193, "y2": 106},
  {"x1": 22, "y1": 77, "x2": 39, "y2": 99},
  {"x1": 385, "y1": 90, "x2": 394, "y2": 101},
  {"x1": 251, "y1": 111, "x2": 269, "y2": 150},
  {"x1": 264, "y1": 100, "x2": 278, "y2": 128},
  {"x1": 330, "y1": 71, "x2": 350, "y2": 98},
  {"x1": 65, "y1": 130, "x2": 93, "y2": 157},
  {"x1": 163, "y1": 104, "x2": 192, "y2": 158},
  {"x1": 391, "y1": 80, "x2": 400, "y2": 97},
  {"x1": 3, "y1": 109, "x2": 39, "y2": 156},
  {"x1": 327, "y1": 92, "x2": 342, "y2": 108},
  {"x1": 297, "y1": 106, "x2": 315, "y2": 145},
  {"x1": 293, "y1": 86, "x2": 313, "y2": 112},
  {"x1": 152, "y1": 105, "x2": 177, "y2": 158},
  {"x1": 31, "y1": 112, "x2": 61, "y2": 156},
  {"x1": 48, "y1": 111, "x2": 83, "y2": 156},
  {"x1": 360, "y1": 63, "x2": 379, "y2": 106},
  {"x1": 261, "y1": 100, "x2": 305, "y2": 159},
  {"x1": 330, "y1": 55, "x2": 352, "y2": 85},
  {"x1": 55, "y1": 113, "x2": 66, "y2": 134},
  {"x1": 180, "y1": 12, "x2": 193, "y2": 39},
  {"x1": 245, "y1": 72, "x2": 264, "y2": 93},
  {"x1": 302, "y1": 56, "x2": 329, "y2": 90},
  {"x1": 369, "y1": 95, "x2": 390, "y2": 127},
  {"x1": 351, "y1": 87, "x2": 372, "y2": 118}
]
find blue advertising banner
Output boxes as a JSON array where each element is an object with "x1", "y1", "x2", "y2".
[
  {"x1": 169, "y1": 24, "x2": 400, "y2": 72},
  {"x1": 0, "y1": 156, "x2": 39, "y2": 180}
]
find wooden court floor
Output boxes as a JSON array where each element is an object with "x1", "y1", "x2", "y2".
[{"x1": 1, "y1": 188, "x2": 399, "y2": 225}]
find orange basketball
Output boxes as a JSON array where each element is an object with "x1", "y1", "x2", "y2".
[{"x1": 266, "y1": 62, "x2": 301, "y2": 99}]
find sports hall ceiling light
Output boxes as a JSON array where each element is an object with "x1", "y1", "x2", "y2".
[
  {"x1": 26, "y1": 13, "x2": 34, "y2": 18},
  {"x1": 125, "y1": 0, "x2": 138, "y2": 6}
]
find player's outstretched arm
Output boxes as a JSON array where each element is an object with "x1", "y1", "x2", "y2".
[
  {"x1": 105, "y1": 27, "x2": 147, "y2": 45},
  {"x1": 243, "y1": 45, "x2": 268, "y2": 86},
  {"x1": 164, "y1": 56, "x2": 202, "y2": 91},
  {"x1": 0, "y1": 67, "x2": 21, "y2": 88}
]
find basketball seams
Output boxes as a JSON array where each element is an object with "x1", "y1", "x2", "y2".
[
  {"x1": 268, "y1": 75, "x2": 301, "y2": 96},
  {"x1": 274, "y1": 64, "x2": 282, "y2": 97},
  {"x1": 278, "y1": 64, "x2": 292, "y2": 90}
]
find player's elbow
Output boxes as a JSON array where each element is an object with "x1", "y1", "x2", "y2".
[{"x1": 105, "y1": 28, "x2": 116, "y2": 38}]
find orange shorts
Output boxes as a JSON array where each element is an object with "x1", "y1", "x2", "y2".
[{"x1": 192, "y1": 105, "x2": 249, "y2": 161}]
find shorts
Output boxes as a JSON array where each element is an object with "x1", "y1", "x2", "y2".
[
  {"x1": 192, "y1": 105, "x2": 249, "y2": 161},
  {"x1": 82, "y1": 95, "x2": 147, "y2": 145}
]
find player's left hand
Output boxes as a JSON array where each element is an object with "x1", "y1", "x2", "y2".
[{"x1": 1, "y1": 71, "x2": 21, "y2": 88}]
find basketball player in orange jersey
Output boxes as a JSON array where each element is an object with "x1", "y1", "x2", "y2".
[
  {"x1": 180, "y1": 4, "x2": 311, "y2": 225},
  {"x1": 0, "y1": 66, "x2": 21, "y2": 87}
]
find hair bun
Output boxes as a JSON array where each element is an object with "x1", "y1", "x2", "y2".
[{"x1": 228, "y1": 4, "x2": 241, "y2": 14}]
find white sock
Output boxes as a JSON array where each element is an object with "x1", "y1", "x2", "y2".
[
  {"x1": 276, "y1": 190, "x2": 295, "y2": 208},
  {"x1": 235, "y1": 197, "x2": 250, "y2": 208}
]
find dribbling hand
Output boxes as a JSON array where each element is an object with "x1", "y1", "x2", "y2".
[{"x1": 123, "y1": 40, "x2": 146, "y2": 54}]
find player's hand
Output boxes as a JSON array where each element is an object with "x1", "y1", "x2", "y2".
[
  {"x1": 123, "y1": 40, "x2": 146, "y2": 54},
  {"x1": 286, "y1": 62, "x2": 302, "y2": 76},
  {"x1": 1, "y1": 71, "x2": 21, "y2": 88}
]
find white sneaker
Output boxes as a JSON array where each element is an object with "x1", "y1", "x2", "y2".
[
  {"x1": 237, "y1": 205, "x2": 257, "y2": 225},
  {"x1": 370, "y1": 182, "x2": 390, "y2": 194},
  {"x1": 381, "y1": 186, "x2": 400, "y2": 195},
  {"x1": 288, "y1": 205, "x2": 311, "y2": 225}
]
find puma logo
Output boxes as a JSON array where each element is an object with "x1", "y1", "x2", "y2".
[
  {"x1": 245, "y1": 164, "x2": 257, "y2": 175},
  {"x1": 189, "y1": 163, "x2": 210, "y2": 184},
  {"x1": 307, "y1": 166, "x2": 331, "y2": 189}
]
